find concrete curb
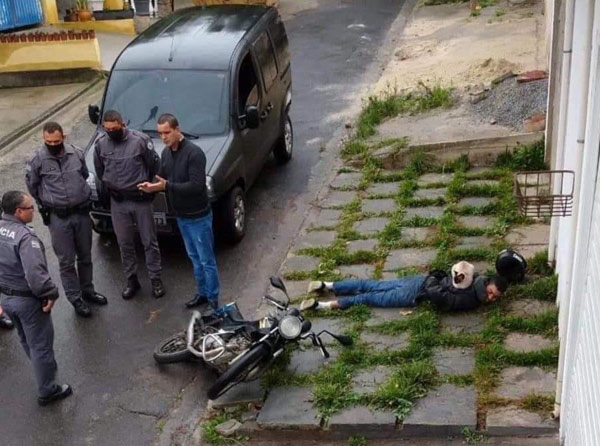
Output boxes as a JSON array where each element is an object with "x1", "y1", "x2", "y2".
[
  {"x1": 0, "y1": 75, "x2": 104, "y2": 155},
  {"x1": 0, "y1": 68, "x2": 101, "y2": 88},
  {"x1": 238, "y1": 422, "x2": 558, "y2": 441},
  {"x1": 363, "y1": 132, "x2": 546, "y2": 170}
]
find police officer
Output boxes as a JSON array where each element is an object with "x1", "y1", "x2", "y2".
[
  {"x1": 0, "y1": 190, "x2": 72, "y2": 406},
  {"x1": 93, "y1": 110, "x2": 165, "y2": 299},
  {"x1": 26, "y1": 122, "x2": 107, "y2": 318}
]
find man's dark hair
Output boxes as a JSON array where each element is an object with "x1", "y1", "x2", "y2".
[
  {"x1": 157, "y1": 113, "x2": 179, "y2": 128},
  {"x1": 103, "y1": 110, "x2": 124, "y2": 123},
  {"x1": 1, "y1": 191, "x2": 27, "y2": 215},
  {"x1": 42, "y1": 121, "x2": 64, "y2": 136},
  {"x1": 490, "y1": 276, "x2": 509, "y2": 293}
]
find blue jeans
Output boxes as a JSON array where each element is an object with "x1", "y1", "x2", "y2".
[
  {"x1": 177, "y1": 211, "x2": 220, "y2": 302},
  {"x1": 334, "y1": 275, "x2": 426, "y2": 309}
]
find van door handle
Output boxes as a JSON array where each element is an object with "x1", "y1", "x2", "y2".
[{"x1": 266, "y1": 102, "x2": 273, "y2": 112}]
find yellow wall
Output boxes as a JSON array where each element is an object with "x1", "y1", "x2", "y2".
[
  {"x1": 40, "y1": 0, "x2": 60, "y2": 25},
  {"x1": 0, "y1": 39, "x2": 101, "y2": 73},
  {"x1": 104, "y1": 0, "x2": 125, "y2": 10}
]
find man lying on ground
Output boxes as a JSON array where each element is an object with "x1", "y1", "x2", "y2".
[{"x1": 300, "y1": 262, "x2": 508, "y2": 313}]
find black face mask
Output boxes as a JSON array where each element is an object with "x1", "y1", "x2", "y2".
[
  {"x1": 106, "y1": 128, "x2": 124, "y2": 141},
  {"x1": 45, "y1": 142, "x2": 64, "y2": 156}
]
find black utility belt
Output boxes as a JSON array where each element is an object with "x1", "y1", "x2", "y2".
[
  {"x1": 47, "y1": 203, "x2": 91, "y2": 218},
  {"x1": 0, "y1": 286, "x2": 35, "y2": 298}
]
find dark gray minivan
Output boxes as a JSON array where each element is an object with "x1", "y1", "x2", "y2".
[{"x1": 86, "y1": 5, "x2": 292, "y2": 242}]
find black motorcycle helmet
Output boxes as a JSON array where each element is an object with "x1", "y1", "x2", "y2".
[{"x1": 495, "y1": 248, "x2": 527, "y2": 283}]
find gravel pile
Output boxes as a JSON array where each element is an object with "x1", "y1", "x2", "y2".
[{"x1": 471, "y1": 77, "x2": 548, "y2": 130}]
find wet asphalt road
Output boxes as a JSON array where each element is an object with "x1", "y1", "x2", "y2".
[{"x1": 0, "y1": 0, "x2": 405, "y2": 444}]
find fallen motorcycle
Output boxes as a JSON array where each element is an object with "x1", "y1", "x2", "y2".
[{"x1": 153, "y1": 276, "x2": 353, "y2": 399}]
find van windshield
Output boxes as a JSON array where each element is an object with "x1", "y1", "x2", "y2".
[{"x1": 103, "y1": 69, "x2": 229, "y2": 135}]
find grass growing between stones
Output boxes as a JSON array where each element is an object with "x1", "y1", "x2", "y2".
[
  {"x1": 504, "y1": 275, "x2": 558, "y2": 301},
  {"x1": 202, "y1": 407, "x2": 249, "y2": 446},
  {"x1": 520, "y1": 394, "x2": 554, "y2": 415},
  {"x1": 278, "y1": 145, "x2": 560, "y2": 424}
]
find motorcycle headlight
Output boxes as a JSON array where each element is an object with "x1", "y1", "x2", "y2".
[
  {"x1": 279, "y1": 316, "x2": 302, "y2": 340},
  {"x1": 86, "y1": 172, "x2": 99, "y2": 201}
]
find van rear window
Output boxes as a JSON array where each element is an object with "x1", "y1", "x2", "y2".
[{"x1": 103, "y1": 70, "x2": 229, "y2": 135}]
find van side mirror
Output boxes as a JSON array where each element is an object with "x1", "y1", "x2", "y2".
[
  {"x1": 88, "y1": 104, "x2": 100, "y2": 125},
  {"x1": 244, "y1": 105, "x2": 260, "y2": 129}
]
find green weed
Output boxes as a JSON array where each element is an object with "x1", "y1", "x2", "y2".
[
  {"x1": 495, "y1": 140, "x2": 547, "y2": 171},
  {"x1": 356, "y1": 85, "x2": 454, "y2": 139},
  {"x1": 500, "y1": 311, "x2": 558, "y2": 338},
  {"x1": 202, "y1": 408, "x2": 248, "y2": 446},
  {"x1": 520, "y1": 393, "x2": 554, "y2": 415},
  {"x1": 370, "y1": 360, "x2": 437, "y2": 418},
  {"x1": 527, "y1": 250, "x2": 554, "y2": 276},
  {"x1": 462, "y1": 426, "x2": 489, "y2": 444},
  {"x1": 348, "y1": 436, "x2": 368, "y2": 446},
  {"x1": 504, "y1": 276, "x2": 558, "y2": 301}
]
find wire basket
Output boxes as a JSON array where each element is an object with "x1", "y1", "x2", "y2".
[{"x1": 514, "y1": 170, "x2": 575, "y2": 217}]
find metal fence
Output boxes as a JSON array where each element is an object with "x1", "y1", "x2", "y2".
[{"x1": 0, "y1": 0, "x2": 44, "y2": 32}]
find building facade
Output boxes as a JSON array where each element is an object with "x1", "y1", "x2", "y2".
[{"x1": 545, "y1": 0, "x2": 600, "y2": 444}]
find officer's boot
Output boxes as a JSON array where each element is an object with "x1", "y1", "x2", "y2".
[
  {"x1": 72, "y1": 298, "x2": 92, "y2": 318},
  {"x1": 122, "y1": 276, "x2": 141, "y2": 300},
  {"x1": 151, "y1": 279, "x2": 165, "y2": 299}
]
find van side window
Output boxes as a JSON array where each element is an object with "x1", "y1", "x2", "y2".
[
  {"x1": 253, "y1": 32, "x2": 278, "y2": 91},
  {"x1": 269, "y1": 16, "x2": 290, "y2": 72},
  {"x1": 238, "y1": 52, "x2": 260, "y2": 115}
]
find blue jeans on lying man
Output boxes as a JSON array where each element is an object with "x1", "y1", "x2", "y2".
[
  {"x1": 333, "y1": 275, "x2": 426, "y2": 309},
  {"x1": 176, "y1": 211, "x2": 220, "y2": 304}
]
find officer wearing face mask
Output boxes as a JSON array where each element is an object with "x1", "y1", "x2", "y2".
[
  {"x1": 25, "y1": 122, "x2": 107, "y2": 318},
  {"x1": 93, "y1": 110, "x2": 165, "y2": 300}
]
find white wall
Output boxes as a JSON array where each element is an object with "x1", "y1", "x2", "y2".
[{"x1": 552, "y1": 0, "x2": 600, "y2": 444}]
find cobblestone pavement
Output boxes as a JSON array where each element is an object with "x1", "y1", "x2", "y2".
[{"x1": 249, "y1": 157, "x2": 558, "y2": 438}]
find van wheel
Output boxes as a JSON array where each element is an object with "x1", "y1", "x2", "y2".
[
  {"x1": 273, "y1": 114, "x2": 293, "y2": 164},
  {"x1": 219, "y1": 186, "x2": 246, "y2": 243}
]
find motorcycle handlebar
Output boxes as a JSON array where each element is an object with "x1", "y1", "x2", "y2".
[{"x1": 263, "y1": 294, "x2": 287, "y2": 309}]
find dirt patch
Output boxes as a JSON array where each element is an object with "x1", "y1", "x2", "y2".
[
  {"x1": 373, "y1": 0, "x2": 546, "y2": 93},
  {"x1": 371, "y1": 98, "x2": 517, "y2": 146}
]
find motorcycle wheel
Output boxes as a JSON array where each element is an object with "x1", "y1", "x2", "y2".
[
  {"x1": 153, "y1": 332, "x2": 194, "y2": 364},
  {"x1": 207, "y1": 343, "x2": 271, "y2": 400}
]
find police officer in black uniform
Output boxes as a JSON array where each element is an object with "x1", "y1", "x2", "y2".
[
  {"x1": 0, "y1": 190, "x2": 72, "y2": 406},
  {"x1": 94, "y1": 110, "x2": 165, "y2": 299},
  {"x1": 26, "y1": 122, "x2": 107, "y2": 317}
]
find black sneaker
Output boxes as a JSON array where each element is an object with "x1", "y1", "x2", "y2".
[
  {"x1": 151, "y1": 279, "x2": 165, "y2": 299},
  {"x1": 38, "y1": 384, "x2": 72, "y2": 406},
  {"x1": 72, "y1": 299, "x2": 91, "y2": 318},
  {"x1": 185, "y1": 294, "x2": 209, "y2": 308},
  {"x1": 122, "y1": 276, "x2": 141, "y2": 300},
  {"x1": 83, "y1": 291, "x2": 108, "y2": 306}
]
